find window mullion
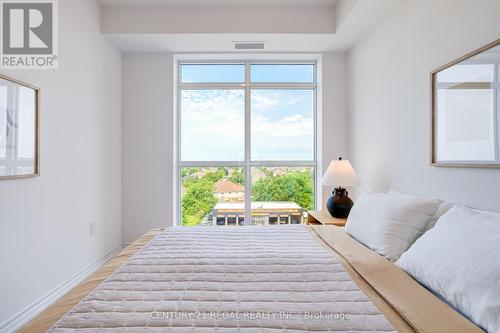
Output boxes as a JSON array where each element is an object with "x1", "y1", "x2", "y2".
[
  {"x1": 178, "y1": 161, "x2": 246, "y2": 167},
  {"x1": 248, "y1": 161, "x2": 317, "y2": 167},
  {"x1": 244, "y1": 61, "x2": 252, "y2": 226},
  {"x1": 249, "y1": 83, "x2": 317, "y2": 89},
  {"x1": 178, "y1": 83, "x2": 246, "y2": 89}
]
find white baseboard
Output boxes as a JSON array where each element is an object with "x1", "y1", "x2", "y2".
[{"x1": 0, "y1": 245, "x2": 123, "y2": 333}]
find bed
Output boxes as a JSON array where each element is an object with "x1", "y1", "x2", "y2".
[{"x1": 19, "y1": 225, "x2": 483, "y2": 333}]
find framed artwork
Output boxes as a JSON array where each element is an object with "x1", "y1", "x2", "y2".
[
  {"x1": 431, "y1": 39, "x2": 500, "y2": 168},
  {"x1": 0, "y1": 74, "x2": 40, "y2": 179}
]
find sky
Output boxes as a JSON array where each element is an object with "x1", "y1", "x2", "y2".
[
  {"x1": 181, "y1": 64, "x2": 314, "y2": 83},
  {"x1": 180, "y1": 64, "x2": 315, "y2": 162}
]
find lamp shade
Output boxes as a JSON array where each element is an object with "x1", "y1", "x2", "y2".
[{"x1": 321, "y1": 157, "x2": 361, "y2": 187}]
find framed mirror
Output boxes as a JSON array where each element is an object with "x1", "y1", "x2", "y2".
[
  {"x1": 0, "y1": 75, "x2": 40, "y2": 179},
  {"x1": 431, "y1": 39, "x2": 500, "y2": 168}
]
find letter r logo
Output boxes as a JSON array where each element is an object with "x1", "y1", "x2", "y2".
[{"x1": 2, "y1": 2, "x2": 53, "y2": 54}]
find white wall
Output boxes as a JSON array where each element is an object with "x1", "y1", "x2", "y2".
[
  {"x1": 0, "y1": 0, "x2": 122, "y2": 328},
  {"x1": 348, "y1": 0, "x2": 500, "y2": 211},
  {"x1": 122, "y1": 54, "x2": 174, "y2": 243},
  {"x1": 321, "y1": 53, "x2": 349, "y2": 208},
  {"x1": 121, "y1": 53, "x2": 348, "y2": 242},
  {"x1": 102, "y1": 6, "x2": 335, "y2": 34}
]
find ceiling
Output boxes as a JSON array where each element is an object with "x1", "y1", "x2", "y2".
[
  {"x1": 99, "y1": 0, "x2": 338, "y2": 7},
  {"x1": 101, "y1": 0, "x2": 398, "y2": 53}
]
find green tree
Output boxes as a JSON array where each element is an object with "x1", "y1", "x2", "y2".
[
  {"x1": 181, "y1": 167, "x2": 200, "y2": 178},
  {"x1": 259, "y1": 167, "x2": 273, "y2": 177},
  {"x1": 203, "y1": 168, "x2": 226, "y2": 183},
  {"x1": 182, "y1": 179, "x2": 217, "y2": 226},
  {"x1": 252, "y1": 171, "x2": 313, "y2": 210},
  {"x1": 229, "y1": 168, "x2": 244, "y2": 185}
]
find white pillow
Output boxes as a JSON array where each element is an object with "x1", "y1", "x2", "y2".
[
  {"x1": 388, "y1": 189, "x2": 452, "y2": 231},
  {"x1": 396, "y1": 206, "x2": 500, "y2": 333},
  {"x1": 345, "y1": 191, "x2": 441, "y2": 261}
]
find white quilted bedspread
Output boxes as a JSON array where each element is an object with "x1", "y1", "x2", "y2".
[{"x1": 48, "y1": 225, "x2": 396, "y2": 332}]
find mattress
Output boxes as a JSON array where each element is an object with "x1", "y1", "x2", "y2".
[
  {"x1": 21, "y1": 225, "x2": 483, "y2": 333},
  {"x1": 46, "y1": 225, "x2": 396, "y2": 332}
]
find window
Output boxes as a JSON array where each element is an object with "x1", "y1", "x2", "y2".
[{"x1": 177, "y1": 60, "x2": 319, "y2": 226}]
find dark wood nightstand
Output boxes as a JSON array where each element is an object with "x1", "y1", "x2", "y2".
[{"x1": 307, "y1": 210, "x2": 347, "y2": 227}]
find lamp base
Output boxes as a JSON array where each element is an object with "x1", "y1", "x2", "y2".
[{"x1": 326, "y1": 187, "x2": 354, "y2": 218}]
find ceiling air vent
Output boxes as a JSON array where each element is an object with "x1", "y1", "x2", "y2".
[{"x1": 234, "y1": 42, "x2": 265, "y2": 50}]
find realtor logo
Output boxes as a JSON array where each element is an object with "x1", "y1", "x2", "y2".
[{"x1": 1, "y1": 0, "x2": 58, "y2": 69}]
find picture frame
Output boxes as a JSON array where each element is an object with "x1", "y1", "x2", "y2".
[
  {"x1": 430, "y1": 38, "x2": 500, "y2": 168},
  {"x1": 0, "y1": 74, "x2": 40, "y2": 179}
]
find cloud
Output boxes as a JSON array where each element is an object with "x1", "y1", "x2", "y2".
[
  {"x1": 181, "y1": 89, "x2": 314, "y2": 161},
  {"x1": 251, "y1": 90, "x2": 313, "y2": 139},
  {"x1": 182, "y1": 90, "x2": 244, "y2": 140},
  {"x1": 252, "y1": 114, "x2": 313, "y2": 138}
]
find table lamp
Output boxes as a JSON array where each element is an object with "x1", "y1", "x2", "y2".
[{"x1": 321, "y1": 157, "x2": 361, "y2": 218}]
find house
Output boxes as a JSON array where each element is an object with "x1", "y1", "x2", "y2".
[
  {"x1": 214, "y1": 179, "x2": 244, "y2": 202},
  {"x1": 210, "y1": 201, "x2": 306, "y2": 226}
]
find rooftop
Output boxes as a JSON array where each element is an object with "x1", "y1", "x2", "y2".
[{"x1": 214, "y1": 179, "x2": 244, "y2": 193}]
